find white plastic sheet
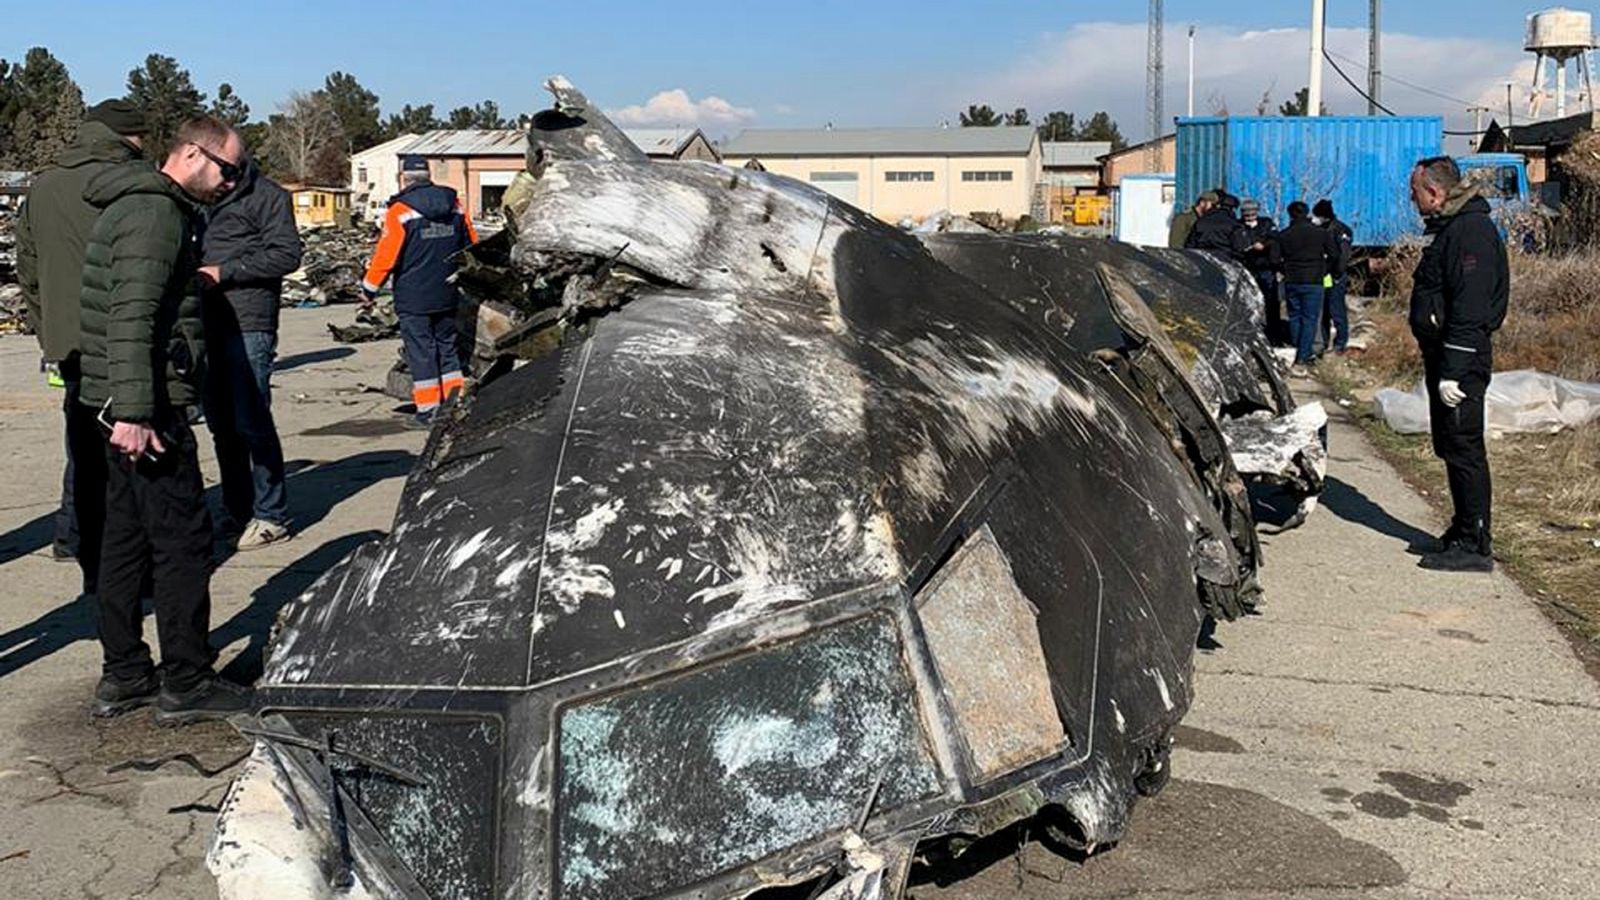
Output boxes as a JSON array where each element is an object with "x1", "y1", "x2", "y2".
[{"x1": 1373, "y1": 369, "x2": 1600, "y2": 435}]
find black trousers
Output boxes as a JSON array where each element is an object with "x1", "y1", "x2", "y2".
[
  {"x1": 97, "y1": 416, "x2": 216, "y2": 690},
  {"x1": 59, "y1": 371, "x2": 108, "y2": 595},
  {"x1": 1423, "y1": 349, "x2": 1493, "y2": 550}
]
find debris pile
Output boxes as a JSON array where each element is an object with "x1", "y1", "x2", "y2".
[
  {"x1": 0, "y1": 208, "x2": 28, "y2": 336},
  {"x1": 212, "y1": 77, "x2": 1313, "y2": 900},
  {"x1": 282, "y1": 226, "x2": 376, "y2": 306}
]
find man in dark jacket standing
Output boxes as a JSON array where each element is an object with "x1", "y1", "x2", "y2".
[
  {"x1": 15, "y1": 100, "x2": 145, "y2": 585},
  {"x1": 78, "y1": 116, "x2": 251, "y2": 722},
  {"x1": 1238, "y1": 199, "x2": 1284, "y2": 345},
  {"x1": 1169, "y1": 191, "x2": 1214, "y2": 249},
  {"x1": 200, "y1": 159, "x2": 302, "y2": 550},
  {"x1": 362, "y1": 155, "x2": 477, "y2": 429},
  {"x1": 1314, "y1": 198, "x2": 1355, "y2": 354},
  {"x1": 1407, "y1": 156, "x2": 1509, "y2": 573},
  {"x1": 1275, "y1": 201, "x2": 1339, "y2": 373},
  {"x1": 1184, "y1": 189, "x2": 1242, "y2": 254}
]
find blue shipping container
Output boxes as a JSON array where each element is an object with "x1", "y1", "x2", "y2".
[{"x1": 1175, "y1": 116, "x2": 1443, "y2": 248}]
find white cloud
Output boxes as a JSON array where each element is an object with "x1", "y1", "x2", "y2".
[
  {"x1": 607, "y1": 89, "x2": 756, "y2": 130},
  {"x1": 952, "y1": 22, "x2": 1529, "y2": 145}
]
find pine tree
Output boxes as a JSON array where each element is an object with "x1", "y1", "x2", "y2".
[
  {"x1": 382, "y1": 103, "x2": 439, "y2": 140},
  {"x1": 210, "y1": 83, "x2": 250, "y2": 127},
  {"x1": 959, "y1": 104, "x2": 1001, "y2": 127},
  {"x1": 1078, "y1": 111, "x2": 1127, "y2": 150},
  {"x1": 125, "y1": 54, "x2": 206, "y2": 160},
  {"x1": 2, "y1": 48, "x2": 84, "y2": 170},
  {"x1": 1037, "y1": 111, "x2": 1077, "y2": 142},
  {"x1": 323, "y1": 71, "x2": 382, "y2": 152}
]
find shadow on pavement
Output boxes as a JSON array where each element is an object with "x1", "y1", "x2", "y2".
[
  {"x1": 0, "y1": 511, "x2": 57, "y2": 568},
  {"x1": 210, "y1": 449, "x2": 414, "y2": 568},
  {"x1": 274, "y1": 346, "x2": 356, "y2": 372},
  {"x1": 1320, "y1": 475, "x2": 1435, "y2": 547},
  {"x1": 215, "y1": 529, "x2": 383, "y2": 684},
  {"x1": 0, "y1": 449, "x2": 414, "y2": 680}
]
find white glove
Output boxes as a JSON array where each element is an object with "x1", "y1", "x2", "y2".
[{"x1": 1438, "y1": 380, "x2": 1466, "y2": 408}]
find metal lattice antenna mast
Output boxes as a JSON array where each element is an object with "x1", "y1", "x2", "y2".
[
  {"x1": 1368, "y1": 0, "x2": 1382, "y2": 115},
  {"x1": 1148, "y1": 0, "x2": 1165, "y2": 164}
]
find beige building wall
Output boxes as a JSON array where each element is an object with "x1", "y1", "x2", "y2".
[
  {"x1": 678, "y1": 133, "x2": 721, "y2": 162},
  {"x1": 721, "y1": 149, "x2": 1038, "y2": 222},
  {"x1": 1101, "y1": 136, "x2": 1176, "y2": 187},
  {"x1": 419, "y1": 156, "x2": 528, "y2": 221}
]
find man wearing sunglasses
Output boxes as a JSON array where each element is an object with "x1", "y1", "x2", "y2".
[{"x1": 75, "y1": 116, "x2": 252, "y2": 723}]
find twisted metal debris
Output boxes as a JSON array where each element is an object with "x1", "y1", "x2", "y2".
[{"x1": 210, "y1": 77, "x2": 1322, "y2": 900}]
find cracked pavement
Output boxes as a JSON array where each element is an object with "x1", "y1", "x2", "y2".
[{"x1": 3, "y1": 314, "x2": 1598, "y2": 898}]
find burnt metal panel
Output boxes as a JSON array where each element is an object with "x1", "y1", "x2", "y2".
[{"x1": 914, "y1": 525, "x2": 1067, "y2": 781}]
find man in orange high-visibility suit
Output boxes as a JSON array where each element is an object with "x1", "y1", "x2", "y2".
[{"x1": 361, "y1": 154, "x2": 477, "y2": 429}]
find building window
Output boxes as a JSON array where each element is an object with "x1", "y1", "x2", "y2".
[
  {"x1": 810, "y1": 172, "x2": 858, "y2": 182},
  {"x1": 482, "y1": 185, "x2": 507, "y2": 215},
  {"x1": 357, "y1": 166, "x2": 368, "y2": 185},
  {"x1": 961, "y1": 170, "x2": 1014, "y2": 182},
  {"x1": 885, "y1": 171, "x2": 935, "y2": 182}
]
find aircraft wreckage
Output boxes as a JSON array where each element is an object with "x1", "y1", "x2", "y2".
[{"x1": 209, "y1": 78, "x2": 1324, "y2": 900}]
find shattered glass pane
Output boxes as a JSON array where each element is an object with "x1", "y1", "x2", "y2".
[
  {"x1": 555, "y1": 614, "x2": 942, "y2": 899},
  {"x1": 286, "y1": 712, "x2": 503, "y2": 900}
]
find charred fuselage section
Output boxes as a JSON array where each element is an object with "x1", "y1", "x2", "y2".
[{"x1": 212, "y1": 78, "x2": 1305, "y2": 900}]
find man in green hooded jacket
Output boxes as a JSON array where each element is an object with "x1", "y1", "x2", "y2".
[
  {"x1": 76, "y1": 115, "x2": 253, "y2": 723},
  {"x1": 15, "y1": 99, "x2": 145, "y2": 584}
]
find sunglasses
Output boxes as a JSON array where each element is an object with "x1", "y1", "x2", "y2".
[{"x1": 191, "y1": 142, "x2": 244, "y2": 181}]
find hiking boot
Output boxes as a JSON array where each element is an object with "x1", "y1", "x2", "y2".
[
  {"x1": 153, "y1": 677, "x2": 254, "y2": 727},
  {"x1": 1419, "y1": 542, "x2": 1494, "y2": 573},
  {"x1": 234, "y1": 519, "x2": 291, "y2": 551},
  {"x1": 92, "y1": 672, "x2": 160, "y2": 718},
  {"x1": 405, "y1": 410, "x2": 435, "y2": 431}
]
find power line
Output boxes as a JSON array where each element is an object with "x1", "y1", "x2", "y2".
[
  {"x1": 1325, "y1": 49, "x2": 1477, "y2": 108},
  {"x1": 1322, "y1": 49, "x2": 1488, "y2": 136}
]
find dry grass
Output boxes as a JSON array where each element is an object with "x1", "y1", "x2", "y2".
[{"x1": 1366, "y1": 245, "x2": 1600, "y2": 384}]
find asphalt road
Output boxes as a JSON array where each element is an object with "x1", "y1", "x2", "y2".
[{"x1": 0, "y1": 309, "x2": 1596, "y2": 899}]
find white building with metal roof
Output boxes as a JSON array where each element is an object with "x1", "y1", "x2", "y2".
[
  {"x1": 349, "y1": 133, "x2": 422, "y2": 220},
  {"x1": 720, "y1": 126, "x2": 1042, "y2": 223}
]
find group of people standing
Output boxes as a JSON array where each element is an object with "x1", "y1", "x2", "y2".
[
  {"x1": 1170, "y1": 190, "x2": 1353, "y2": 375},
  {"x1": 1169, "y1": 164, "x2": 1510, "y2": 576},
  {"x1": 15, "y1": 101, "x2": 478, "y2": 723},
  {"x1": 17, "y1": 103, "x2": 286, "y2": 722}
]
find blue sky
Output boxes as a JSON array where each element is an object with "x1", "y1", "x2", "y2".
[{"x1": 2, "y1": 1, "x2": 1541, "y2": 141}]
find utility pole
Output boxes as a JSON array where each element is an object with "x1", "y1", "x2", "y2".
[
  {"x1": 1309, "y1": 0, "x2": 1326, "y2": 117},
  {"x1": 1368, "y1": 0, "x2": 1382, "y2": 115},
  {"x1": 1506, "y1": 82, "x2": 1516, "y2": 127},
  {"x1": 1468, "y1": 105, "x2": 1488, "y2": 153},
  {"x1": 1148, "y1": 0, "x2": 1165, "y2": 143},
  {"x1": 1187, "y1": 25, "x2": 1196, "y2": 117}
]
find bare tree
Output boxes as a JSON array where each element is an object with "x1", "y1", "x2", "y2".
[{"x1": 264, "y1": 90, "x2": 344, "y2": 182}]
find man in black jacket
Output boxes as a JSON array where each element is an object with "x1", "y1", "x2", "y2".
[
  {"x1": 1275, "y1": 201, "x2": 1339, "y2": 371},
  {"x1": 199, "y1": 159, "x2": 303, "y2": 550},
  {"x1": 15, "y1": 99, "x2": 144, "y2": 586},
  {"x1": 1407, "y1": 156, "x2": 1509, "y2": 573},
  {"x1": 1314, "y1": 198, "x2": 1355, "y2": 354},
  {"x1": 1238, "y1": 199, "x2": 1284, "y2": 344},
  {"x1": 1184, "y1": 189, "x2": 1242, "y2": 255}
]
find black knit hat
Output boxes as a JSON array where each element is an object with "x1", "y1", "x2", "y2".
[
  {"x1": 1313, "y1": 199, "x2": 1335, "y2": 219},
  {"x1": 85, "y1": 99, "x2": 147, "y2": 136}
]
